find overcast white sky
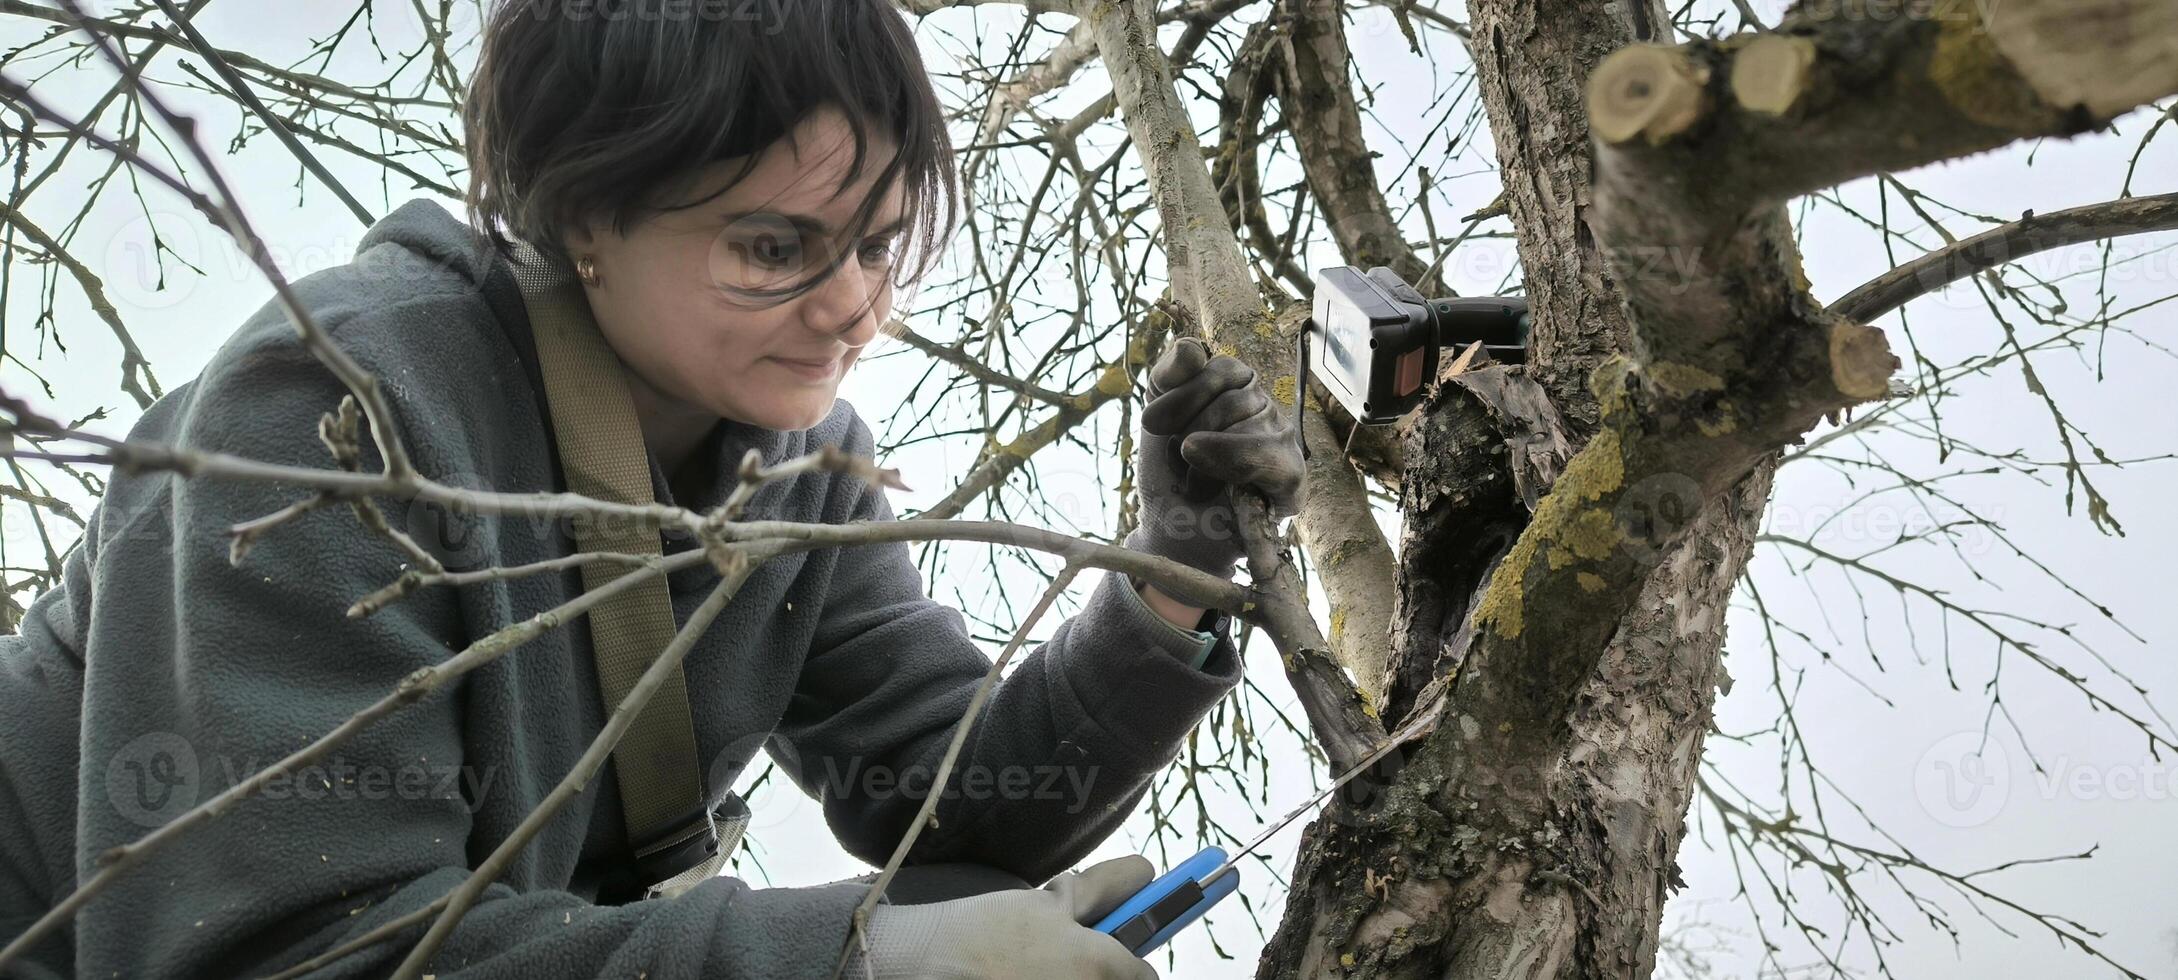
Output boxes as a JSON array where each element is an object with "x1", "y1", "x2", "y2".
[{"x1": 4, "y1": 2, "x2": 2174, "y2": 977}]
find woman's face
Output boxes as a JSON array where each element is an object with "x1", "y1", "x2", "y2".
[{"x1": 565, "y1": 106, "x2": 906, "y2": 432}]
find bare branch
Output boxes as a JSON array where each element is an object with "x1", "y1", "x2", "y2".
[
  {"x1": 0, "y1": 201, "x2": 161, "y2": 408},
  {"x1": 0, "y1": 36, "x2": 417, "y2": 480},
  {"x1": 146, "y1": 0, "x2": 375, "y2": 225},
  {"x1": 1090, "y1": 0, "x2": 1385, "y2": 770},
  {"x1": 1831, "y1": 190, "x2": 2178, "y2": 323}
]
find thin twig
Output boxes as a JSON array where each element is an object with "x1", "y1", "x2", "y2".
[
  {"x1": 832, "y1": 563, "x2": 1085, "y2": 979},
  {"x1": 147, "y1": 0, "x2": 375, "y2": 226},
  {"x1": 389, "y1": 562, "x2": 756, "y2": 979}
]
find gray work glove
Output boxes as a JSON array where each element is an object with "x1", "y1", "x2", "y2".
[
  {"x1": 841, "y1": 855, "x2": 1157, "y2": 979},
  {"x1": 1128, "y1": 337, "x2": 1306, "y2": 582}
]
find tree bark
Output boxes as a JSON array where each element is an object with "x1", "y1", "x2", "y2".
[{"x1": 1257, "y1": 0, "x2": 2178, "y2": 976}]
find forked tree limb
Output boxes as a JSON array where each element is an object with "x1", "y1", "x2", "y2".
[
  {"x1": 1446, "y1": 0, "x2": 2178, "y2": 773},
  {"x1": 1279, "y1": 0, "x2": 1447, "y2": 296},
  {"x1": 1268, "y1": 0, "x2": 1435, "y2": 491},
  {"x1": 1088, "y1": 0, "x2": 1387, "y2": 770}
]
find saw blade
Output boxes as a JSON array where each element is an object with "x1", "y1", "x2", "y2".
[{"x1": 1206, "y1": 709, "x2": 1440, "y2": 882}]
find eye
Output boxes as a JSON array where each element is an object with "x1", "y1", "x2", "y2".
[{"x1": 858, "y1": 238, "x2": 897, "y2": 266}]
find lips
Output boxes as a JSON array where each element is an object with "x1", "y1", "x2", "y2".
[{"x1": 768, "y1": 354, "x2": 840, "y2": 380}]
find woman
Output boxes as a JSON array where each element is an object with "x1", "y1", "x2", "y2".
[{"x1": 0, "y1": 1, "x2": 1303, "y2": 978}]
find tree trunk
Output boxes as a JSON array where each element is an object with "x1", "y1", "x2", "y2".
[
  {"x1": 1259, "y1": 444, "x2": 1767, "y2": 978},
  {"x1": 1255, "y1": 0, "x2": 2178, "y2": 972},
  {"x1": 1059, "y1": 0, "x2": 2178, "y2": 971},
  {"x1": 1260, "y1": 1, "x2": 1768, "y2": 975}
]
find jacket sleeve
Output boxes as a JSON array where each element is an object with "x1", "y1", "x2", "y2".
[
  {"x1": 771, "y1": 412, "x2": 1245, "y2": 884},
  {"x1": 36, "y1": 321, "x2": 868, "y2": 980}
]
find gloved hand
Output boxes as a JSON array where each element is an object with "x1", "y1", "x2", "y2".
[
  {"x1": 1128, "y1": 337, "x2": 1305, "y2": 582},
  {"x1": 841, "y1": 855, "x2": 1157, "y2": 979}
]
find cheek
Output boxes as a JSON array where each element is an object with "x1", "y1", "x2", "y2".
[
  {"x1": 685, "y1": 306, "x2": 802, "y2": 382},
  {"x1": 609, "y1": 288, "x2": 761, "y2": 392},
  {"x1": 645, "y1": 299, "x2": 733, "y2": 367}
]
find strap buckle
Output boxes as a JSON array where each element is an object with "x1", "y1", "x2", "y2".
[{"x1": 635, "y1": 794, "x2": 751, "y2": 900}]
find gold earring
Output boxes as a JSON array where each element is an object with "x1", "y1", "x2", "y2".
[{"x1": 575, "y1": 254, "x2": 601, "y2": 287}]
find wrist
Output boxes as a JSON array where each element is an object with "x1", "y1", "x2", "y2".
[
  {"x1": 1125, "y1": 575, "x2": 1223, "y2": 670},
  {"x1": 1136, "y1": 578, "x2": 1209, "y2": 630}
]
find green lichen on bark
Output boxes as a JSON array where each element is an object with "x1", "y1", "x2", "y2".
[
  {"x1": 1547, "y1": 507, "x2": 1624, "y2": 569},
  {"x1": 1555, "y1": 428, "x2": 1626, "y2": 505},
  {"x1": 1589, "y1": 356, "x2": 1636, "y2": 422},
  {"x1": 1093, "y1": 363, "x2": 1133, "y2": 398},
  {"x1": 1316, "y1": 537, "x2": 1367, "y2": 568},
  {"x1": 1355, "y1": 681, "x2": 1379, "y2": 719},
  {"x1": 1472, "y1": 427, "x2": 1628, "y2": 639},
  {"x1": 993, "y1": 432, "x2": 1039, "y2": 459},
  {"x1": 1472, "y1": 518, "x2": 1540, "y2": 640},
  {"x1": 1643, "y1": 361, "x2": 1724, "y2": 396},
  {"x1": 1695, "y1": 400, "x2": 1739, "y2": 437}
]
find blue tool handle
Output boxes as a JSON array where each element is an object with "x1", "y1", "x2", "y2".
[{"x1": 1092, "y1": 846, "x2": 1241, "y2": 957}]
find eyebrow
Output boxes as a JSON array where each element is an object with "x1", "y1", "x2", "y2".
[{"x1": 722, "y1": 210, "x2": 907, "y2": 239}]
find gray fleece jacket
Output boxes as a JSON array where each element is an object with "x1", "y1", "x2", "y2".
[{"x1": 0, "y1": 199, "x2": 1241, "y2": 979}]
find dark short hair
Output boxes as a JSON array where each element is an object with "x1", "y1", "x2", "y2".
[{"x1": 461, "y1": 0, "x2": 956, "y2": 300}]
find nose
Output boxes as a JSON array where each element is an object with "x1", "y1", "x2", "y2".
[{"x1": 798, "y1": 253, "x2": 885, "y2": 349}]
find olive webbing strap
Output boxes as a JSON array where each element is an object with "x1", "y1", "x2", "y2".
[{"x1": 504, "y1": 241, "x2": 710, "y2": 873}]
